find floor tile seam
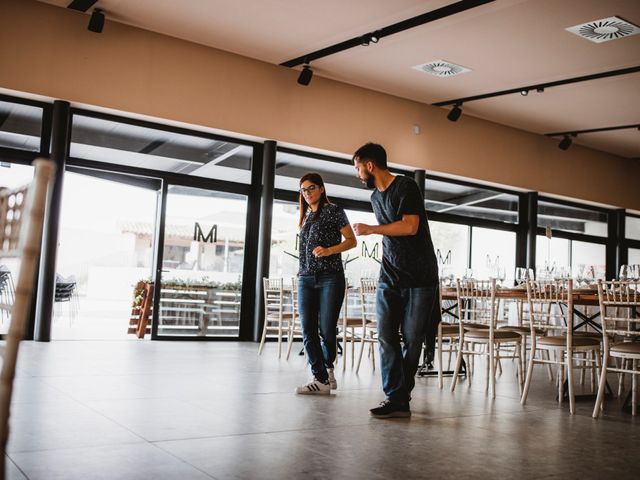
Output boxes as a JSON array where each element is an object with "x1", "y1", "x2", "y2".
[
  {"x1": 148, "y1": 442, "x2": 220, "y2": 480},
  {"x1": 7, "y1": 438, "x2": 147, "y2": 456},
  {"x1": 149, "y1": 421, "x2": 378, "y2": 444},
  {"x1": 6, "y1": 453, "x2": 31, "y2": 480}
]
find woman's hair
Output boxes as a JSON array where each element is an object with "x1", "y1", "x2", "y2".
[{"x1": 298, "y1": 172, "x2": 330, "y2": 228}]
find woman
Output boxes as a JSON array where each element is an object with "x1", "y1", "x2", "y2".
[{"x1": 295, "y1": 173, "x2": 357, "y2": 395}]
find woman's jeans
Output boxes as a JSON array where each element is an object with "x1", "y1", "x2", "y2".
[
  {"x1": 376, "y1": 282, "x2": 440, "y2": 404},
  {"x1": 297, "y1": 273, "x2": 346, "y2": 383}
]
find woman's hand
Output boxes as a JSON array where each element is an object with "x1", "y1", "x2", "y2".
[{"x1": 312, "y1": 246, "x2": 332, "y2": 258}]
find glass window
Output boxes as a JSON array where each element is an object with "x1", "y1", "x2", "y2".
[
  {"x1": 471, "y1": 227, "x2": 516, "y2": 281},
  {"x1": 70, "y1": 115, "x2": 252, "y2": 183},
  {"x1": 275, "y1": 151, "x2": 373, "y2": 203},
  {"x1": 0, "y1": 101, "x2": 42, "y2": 152},
  {"x1": 536, "y1": 235, "x2": 570, "y2": 272},
  {"x1": 0, "y1": 163, "x2": 35, "y2": 335},
  {"x1": 425, "y1": 178, "x2": 519, "y2": 224},
  {"x1": 571, "y1": 241, "x2": 606, "y2": 278},
  {"x1": 343, "y1": 209, "x2": 382, "y2": 283},
  {"x1": 430, "y1": 221, "x2": 469, "y2": 279},
  {"x1": 538, "y1": 200, "x2": 607, "y2": 237},
  {"x1": 628, "y1": 248, "x2": 640, "y2": 265},
  {"x1": 158, "y1": 186, "x2": 247, "y2": 337},
  {"x1": 269, "y1": 200, "x2": 300, "y2": 281},
  {"x1": 626, "y1": 216, "x2": 640, "y2": 241},
  {"x1": 53, "y1": 171, "x2": 158, "y2": 340}
]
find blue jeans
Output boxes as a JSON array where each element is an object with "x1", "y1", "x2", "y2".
[
  {"x1": 297, "y1": 273, "x2": 346, "y2": 383},
  {"x1": 376, "y1": 282, "x2": 440, "y2": 404}
]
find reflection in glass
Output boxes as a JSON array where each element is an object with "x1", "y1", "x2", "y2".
[
  {"x1": 0, "y1": 101, "x2": 42, "y2": 152},
  {"x1": 425, "y1": 178, "x2": 519, "y2": 224},
  {"x1": 158, "y1": 186, "x2": 247, "y2": 337},
  {"x1": 70, "y1": 115, "x2": 252, "y2": 183},
  {"x1": 538, "y1": 200, "x2": 607, "y2": 237}
]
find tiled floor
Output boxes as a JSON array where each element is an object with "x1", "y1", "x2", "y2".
[{"x1": 5, "y1": 340, "x2": 639, "y2": 479}]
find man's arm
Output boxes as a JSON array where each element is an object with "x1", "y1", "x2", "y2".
[{"x1": 353, "y1": 214, "x2": 419, "y2": 237}]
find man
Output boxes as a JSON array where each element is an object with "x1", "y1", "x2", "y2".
[{"x1": 352, "y1": 142, "x2": 440, "y2": 418}]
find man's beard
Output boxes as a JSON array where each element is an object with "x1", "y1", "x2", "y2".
[{"x1": 363, "y1": 172, "x2": 376, "y2": 189}]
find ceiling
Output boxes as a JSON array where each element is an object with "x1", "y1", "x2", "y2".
[{"x1": 38, "y1": 0, "x2": 640, "y2": 158}]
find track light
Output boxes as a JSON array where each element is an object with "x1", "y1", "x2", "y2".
[
  {"x1": 520, "y1": 89, "x2": 529, "y2": 96},
  {"x1": 558, "y1": 135, "x2": 573, "y2": 150},
  {"x1": 370, "y1": 31, "x2": 381, "y2": 43},
  {"x1": 297, "y1": 65, "x2": 313, "y2": 86},
  {"x1": 536, "y1": 87, "x2": 545, "y2": 93},
  {"x1": 447, "y1": 103, "x2": 463, "y2": 122},
  {"x1": 88, "y1": 8, "x2": 105, "y2": 33},
  {"x1": 361, "y1": 34, "x2": 371, "y2": 46}
]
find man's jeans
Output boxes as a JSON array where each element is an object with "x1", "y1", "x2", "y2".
[
  {"x1": 298, "y1": 273, "x2": 345, "y2": 383},
  {"x1": 376, "y1": 282, "x2": 440, "y2": 404}
]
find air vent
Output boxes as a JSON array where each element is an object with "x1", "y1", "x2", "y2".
[
  {"x1": 566, "y1": 16, "x2": 640, "y2": 43},
  {"x1": 412, "y1": 60, "x2": 471, "y2": 77}
]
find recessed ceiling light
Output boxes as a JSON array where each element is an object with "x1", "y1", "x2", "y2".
[
  {"x1": 412, "y1": 60, "x2": 471, "y2": 78},
  {"x1": 566, "y1": 16, "x2": 640, "y2": 43}
]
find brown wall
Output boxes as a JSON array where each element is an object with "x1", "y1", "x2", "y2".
[{"x1": 1, "y1": 0, "x2": 638, "y2": 210}]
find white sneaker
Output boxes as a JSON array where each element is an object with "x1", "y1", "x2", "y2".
[
  {"x1": 327, "y1": 368, "x2": 337, "y2": 390},
  {"x1": 295, "y1": 377, "x2": 331, "y2": 395}
]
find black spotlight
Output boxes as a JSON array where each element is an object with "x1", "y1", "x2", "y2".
[
  {"x1": 88, "y1": 8, "x2": 105, "y2": 33},
  {"x1": 447, "y1": 104, "x2": 462, "y2": 122},
  {"x1": 520, "y1": 89, "x2": 529, "y2": 96},
  {"x1": 370, "y1": 31, "x2": 381, "y2": 43},
  {"x1": 297, "y1": 65, "x2": 313, "y2": 86},
  {"x1": 536, "y1": 87, "x2": 545, "y2": 93},
  {"x1": 558, "y1": 135, "x2": 573, "y2": 150}
]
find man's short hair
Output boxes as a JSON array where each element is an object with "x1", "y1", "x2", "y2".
[{"x1": 353, "y1": 143, "x2": 387, "y2": 170}]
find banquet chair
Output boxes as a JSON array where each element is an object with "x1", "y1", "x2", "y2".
[
  {"x1": 435, "y1": 279, "x2": 460, "y2": 389},
  {"x1": 258, "y1": 278, "x2": 292, "y2": 358},
  {"x1": 356, "y1": 278, "x2": 378, "y2": 374},
  {"x1": 521, "y1": 279, "x2": 601, "y2": 414},
  {"x1": 286, "y1": 277, "x2": 303, "y2": 360},
  {"x1": 593, "y1": 280, "x2": 640, "y2": 417},
  {"x1": 451, "y1": 278, "x2": 523, "y2": 398},
  {"x1": 0, "y1": 159, "x2": 56, "y2": 477}
]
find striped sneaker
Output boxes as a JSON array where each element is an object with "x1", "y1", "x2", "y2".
[
  {"x1": 295, "y1": 377, "x2": 331, "y2": 395},
  {"x1": 327, "y1": 368, "x2": 337, "y2": 390}
]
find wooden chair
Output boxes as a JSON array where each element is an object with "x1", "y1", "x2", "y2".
[
  {"x1": 521, "y1": 279, "x2": 601, "y2": 414},
  {"x1": 451, "y1": 278, "x2": 523, "y2": 398},
  {"x1": 356, "y1": 278, "x2": 378, "y2": 374},
  {"x1": 0, "y1": 159, "x2": 56, "y2": 477},
  {"x1": 258, "y1": 278, "x2": 292, "y2": 358},
  {"x1": 593, "y1": 280, "x2": 640, "y2": 417}
]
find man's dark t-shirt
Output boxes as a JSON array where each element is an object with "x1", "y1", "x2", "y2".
[{"x1": 371, "y1": 175, "x2": 438, "y2": 288}]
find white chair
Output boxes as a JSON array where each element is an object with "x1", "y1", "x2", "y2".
[
  {"x1": 521, "y1": 279, "x2": 601, "y2": 414},
  {"x1": 258, "y1": 278, "x2": 292, "y2": 358},
  {"x1": 356, "y1": 278, "x2": 378, "y2": 374},
  {"x1": 451, "y1": 278, "x2": 523, "y2": 398},
  {"x1": 286, "y1": 277, "x2": 303, "y2": 360},
  {"x1": 435, "y1": 279, "x2": 460, "y2": 389},
  {"x1": 0, "y1": 159, "x2": 56, "y2": 476},
  {"x1": 593, "y1": 280, "x2": 640, "y2": 417}
]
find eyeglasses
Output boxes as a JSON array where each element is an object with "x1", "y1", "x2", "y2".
[{"x1": 299, "y1": 185, "x2": 319, "y2": 194}]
